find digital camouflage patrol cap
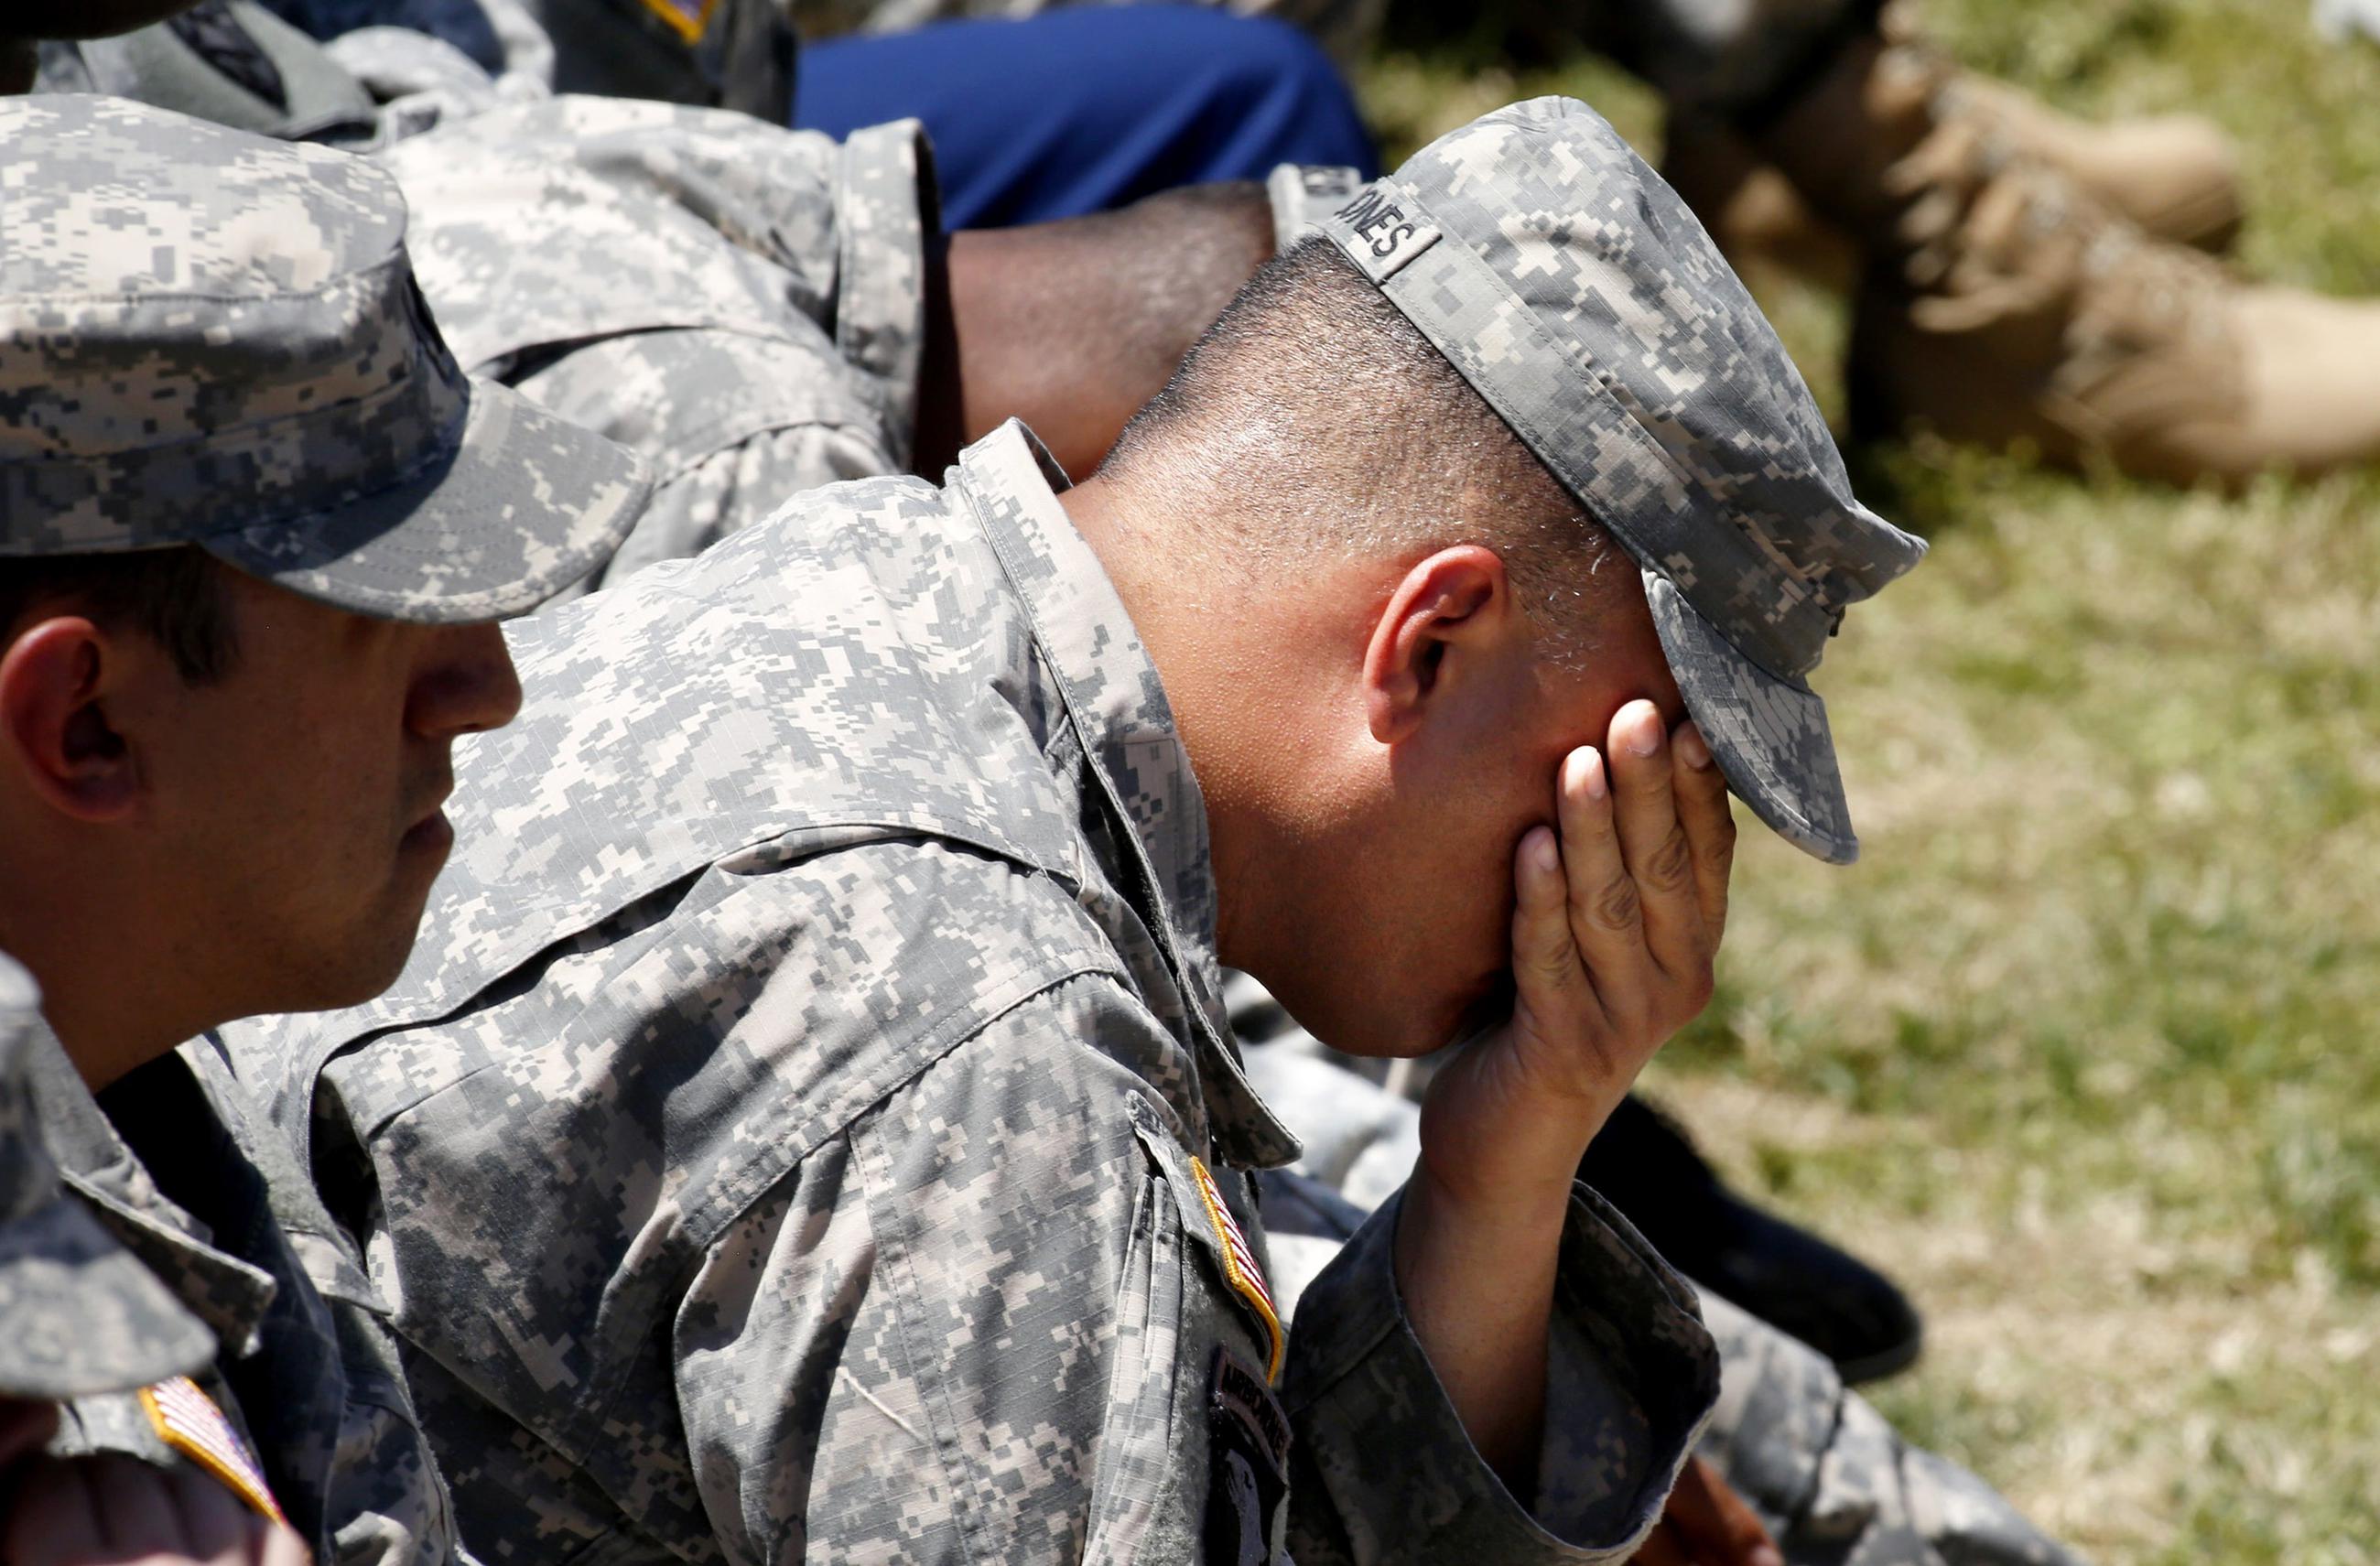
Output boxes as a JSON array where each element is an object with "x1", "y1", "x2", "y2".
[
  {"x1": 0, "y1": 95, "x2": 649, "y2": 623},
  {"x1": 0, "y1": 954, "x2": 213, "y2": 1400},
  {"x1": 1314, "y1": 97, "x2": 1927, "y2": 863}
]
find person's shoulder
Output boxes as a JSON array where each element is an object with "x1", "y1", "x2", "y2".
[
  {"x1": 384, "y1": 92, "x2": 895, "y2": 367},
  {"x1": 514, "y1": 466, "x2": 950, "y2": 664},
  {"x1": 875, "y1": 968, "x2": 1212, "y2": 1192},
  {"x1": 264, "y1": 831, "x2": 1128, "y2": 1193}
]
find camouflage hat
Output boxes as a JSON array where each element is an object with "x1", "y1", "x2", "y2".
[
  {"x1": 0, "y1": 95, "x2": 649, "y2": 624},
  {"x1": 1314, "y1": 97, "x2": 1926, "y2": 863},
  {"x1": 0, "y1": 955, "x2": 213, "y2": 1400}
]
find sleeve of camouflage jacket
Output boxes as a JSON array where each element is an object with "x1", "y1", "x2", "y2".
[
  {"x1": 1280, "y1": 1183, "x2": 1721, "y2": 1564},
  {"x1": 1235, "y1": 1025, "x2": 2089, "y2": 1566},
  {"x1": 381, "y1": 101, "x2": 931, "y2": 592},
  {"x1": 676, "y1": 970, "x2": 1718, "y2": 1564}
]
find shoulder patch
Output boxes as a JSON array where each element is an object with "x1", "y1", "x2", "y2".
[
  {"x1": 1189, "y1": 1156, "x2": 1283, "y2": 1382},
  {"x1": 140, "y1": 1378, "x2": 286, "y2": 1526},
  {"x1": 1205, "y1": 1346, "x2": 1293, "y2": 1566}
]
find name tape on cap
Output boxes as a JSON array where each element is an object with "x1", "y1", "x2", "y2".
[{"x1": 1335, "y1": 185, "x2": 1441, "y2": 284}]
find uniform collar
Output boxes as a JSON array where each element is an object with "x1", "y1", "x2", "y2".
[
  {"x1": 952, "y1": 423, "x2": 1299, "y2": 1170},
  {"x1": 23, "y1": 1021, "x2": 279, "y2": 1356}
]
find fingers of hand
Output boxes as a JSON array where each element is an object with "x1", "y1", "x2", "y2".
[
  {"x1": 1671, "y1": 721, "x2": 1736, "y2": 943},
  {"x1": 1509, "y1": 825, "x2": 1586, "y2": 1019},
  {"x1": 1552, "y1": 745, "x2": 1648, "y2": 1025},
  {"x1": 254, "y1": 1520, "x2": 312, "y2": 1566},
  {"x1": 0, "y1": 1398, "x2": 59, "y2": 1471},
  {"x1": 1605, "y1": 700, "x2": 1704, "y2": 979},
  {"x1": 104, "y1": 1453, "x2": 255, "y2": 1565},
  {"x1": 2, "y1": 1454, "x2": 281, "y2": 1566}
]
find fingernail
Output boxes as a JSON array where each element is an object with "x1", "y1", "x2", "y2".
[
  {"x1": 1576, "y1": 750, "x2": 1607, "y2": 800},
  {"x1": 1531, "y1": 830, "x2": 1561, "y2": 877},
  {"x1": 1753, "y1": 1547, "x2": 1784, "y2": 1566},
  {"x1": 1676, "y1": 723, "x2": 1714, "y2": 771},
  {"x1": 1624, "y1": 707, "x2": 1662, "y2": 757}
]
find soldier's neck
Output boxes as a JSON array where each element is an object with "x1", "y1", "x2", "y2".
[
  {"x1": 1060, "y1": 473, "x2": 1269, "y2": 967},
  {"x1": 0, "y1": 859, "x2": 208, "y2": 1091}
]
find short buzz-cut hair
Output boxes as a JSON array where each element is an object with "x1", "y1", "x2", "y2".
[
  {"x1": 0, "y1": 546, "x2": 241, "y2": 685},
  {"x1": 1098, "y1": 237, "x2": 1622, "y2": 661}
]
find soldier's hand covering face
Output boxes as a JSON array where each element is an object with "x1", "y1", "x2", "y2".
[{"x1": 1414, "y1": 699, "x2": 1734, "y2": 1210}]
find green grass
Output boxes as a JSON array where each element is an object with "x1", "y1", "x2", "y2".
[{"x1": 1351, "y1": 5, "x2": 2380, "y2": 1561}]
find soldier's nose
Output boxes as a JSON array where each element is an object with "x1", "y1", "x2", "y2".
[{"x1": 410, "y1": 621, "x2": 524, "y2": 740}]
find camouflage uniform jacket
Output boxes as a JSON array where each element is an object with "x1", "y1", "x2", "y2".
[
  {"x1": 21, "y1": 1021, "x2": 458, "y2": 1565},
  {"x1": 35, "y1": 24, "x2": 892, "y2": 600},
  {"x1": 233, "y1": 423, "x2": 1720, "y2": 1566},
  {"x1": 375, "y1": 96, "x2": 931, "y2": 601}
]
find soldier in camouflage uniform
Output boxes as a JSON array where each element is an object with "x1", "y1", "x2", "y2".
[
  {"x1": 228, "y1": 96, "x2": 1923, "y2": 1564},
  {"x1": 0, "y1": 95, "x2": 650, "y2": 1563},
  {"x1": 27, "y1": 0, "x2": 1323, "y2": 600}
]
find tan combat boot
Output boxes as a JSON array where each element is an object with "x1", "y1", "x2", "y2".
[
  {"x1": 1725, "y1": 27, "x2": 2380, "y2": 482},
  {"x1": 1664, "y1": 19, "x2": 2242, "y2": 290},
  {"x1": 1844, "y1": 145, "x2": 2380, "y2": 482}
]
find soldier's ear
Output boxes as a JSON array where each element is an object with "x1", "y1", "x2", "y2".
[
  {"x1": 1360, "y1": 545, "x2": 1512, "y2": 745},
  {"x1": 0, "y1": 618, "x2": 142, "y2": 823}
]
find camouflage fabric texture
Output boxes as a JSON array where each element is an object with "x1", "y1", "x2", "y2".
[
  {"x1": 27, "y1": 27, "x2": 910, "y2": 599},
  {"x1": 371, "y1": 97, "x2": 932, "y2": 600},
  {"x1": 16, "y1": 1012, "x2": 459, "y2": 1564},
  {"x1": 1229, "y1": 981, "x2": 2091, "y2": 1566},
  {"x1": 0, "y1": 953, "x2": 214, "y2": 1402},
  {"x1": 1311, "y1": 96, "x2": 1925, "y2": 864},
  {"x1": 228, "y1": 422, "x2": 1721, "y2": 1565},
  {"x1": 0, "y1": 95, "x2": 646, "y2": 622}
]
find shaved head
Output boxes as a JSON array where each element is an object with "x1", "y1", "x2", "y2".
[{"x1": 1098, "y1": 238, "x2": 1624, "y2": 662}]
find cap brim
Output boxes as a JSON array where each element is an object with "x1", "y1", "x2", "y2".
[
  {"x1": 202, "y1": 377, "x2": 650, "y2": 625},
  {"x1": 1645, "y1": 572, "x2": 1859, "y2": 865},
  {"x1": 0, "y1": 1204, "x2": 213, "y2": 1399}
]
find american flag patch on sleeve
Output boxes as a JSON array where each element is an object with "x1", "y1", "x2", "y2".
[
  {"x1": 1189, "y1": 1157, "x2": 1284, "y2": 1383},
  {"x1": 139, "y1": 1377, "x2": 287, "y2": 1526}
]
